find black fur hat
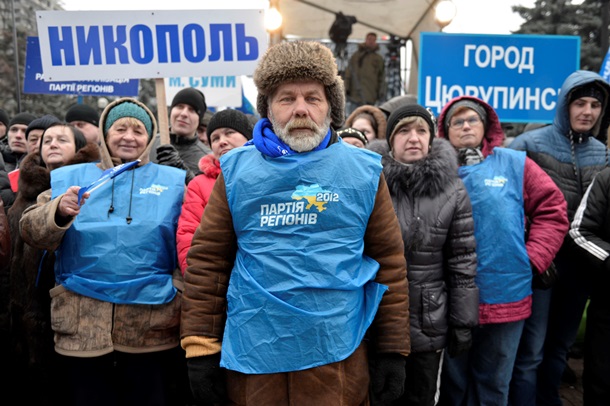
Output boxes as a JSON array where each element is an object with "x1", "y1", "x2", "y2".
[{"x1": 253, "y1": 41, "x2": 345, "y2": 129}]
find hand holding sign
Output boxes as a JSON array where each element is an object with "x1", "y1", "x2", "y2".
[{"x1": 77, "y1": 160, "x2": 140, "y2": 205}]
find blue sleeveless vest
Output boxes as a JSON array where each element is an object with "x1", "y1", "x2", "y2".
[
  {"x1": 458, "y1": 148, "x2": 531, "y2": 305},
  {"x1": 51, "y1": 162, "x2": 185, "y2": 305},
  {"x1": 219, "y1": 142, "x2": 387, "y2": 373}
]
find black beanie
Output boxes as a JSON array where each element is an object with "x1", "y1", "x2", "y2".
[
  {"x1": 171, "y1": 88, "x2": 207, "y2": 119},
  {"x1": 386, "y1": 104, "x2": 436, "y2": 149},
  {"x1": 9, "y1": 112, "x2": 36, "y2": 128},
  {"x1": 200, "y1": 110, "x2": 214, "y2": 126},
  {"x1": 26, "y1": 114, "x2": 61, "y2": 139},
  {"x1": 65, "y1": 104, "x2": 99, "y2": 126},
  {"x1": 0, "y1": 109, "x2": 9, "y2": 129},
  {"x1": 569, "y1": 83, "x2": 606, "y2": 104},
  {"x1": 206, "y1": 109, "x2": 253, "y2": 145}
]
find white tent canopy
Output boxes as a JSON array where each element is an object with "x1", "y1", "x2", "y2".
[{"x1": 278, "y1": 0, "x2": 441, "y2": 93}]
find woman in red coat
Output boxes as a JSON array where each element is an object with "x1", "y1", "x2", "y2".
[{"x1": 176, "y1": 109, "x2": 253, "y2": 273}]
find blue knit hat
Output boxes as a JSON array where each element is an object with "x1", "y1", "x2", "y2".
[{"x1": 104, "y1": 101, "x2": 153, "y2": 139}]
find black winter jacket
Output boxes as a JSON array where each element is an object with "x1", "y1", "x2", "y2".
[{"x1": 368, "y1": 138, "x2": 479, "y2": 352}]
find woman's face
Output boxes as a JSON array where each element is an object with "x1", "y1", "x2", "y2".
[
  {"x1": 106, "y1": 118, "x2": 148, "y2": 162},
  {"x1": 41, "y1": 126, "x2": 77, "y2": 171},
  {"x1": 352, "y1": 117, "x2": 376, "y2": 141},
  {"x1": 210, "y1": 127, "x2": 249, "y2": 159},
  {"x1": 391, "y1": 119, "x2": 430, "y2": 164}
]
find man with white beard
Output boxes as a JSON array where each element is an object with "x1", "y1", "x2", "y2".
[{"x1": 180, "y1": 41, "x2": 411, "y2": 405}]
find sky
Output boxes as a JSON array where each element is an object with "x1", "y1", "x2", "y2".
[{"x1": 59, "y1": 0, "x2": 536, "y2": 35}]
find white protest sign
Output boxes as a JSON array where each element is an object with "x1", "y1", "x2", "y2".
[
  {"x1": 35, "y1": 9, "x2": 266, "y2": 81},
  {"x1": 165, "y1": 76, "x2": 243, "y2": 108}
]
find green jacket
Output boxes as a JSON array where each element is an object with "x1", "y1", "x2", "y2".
[{"x1": 344, "y1": 43, "x2": 386, "y2": 105}]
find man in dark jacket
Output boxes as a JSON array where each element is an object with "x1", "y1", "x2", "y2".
[
  {"x1": 181, "y1": 40, "x2": 410, "y2": 406},
  {"x1": 344, "y1": 32, "x2": 387, "y2": 115},
  {"x1": 509, "y1": 70, "x2": 610, "y2": 406},
  {"x1": 0, "y1": 112, "x2": 36, "y2": 210},
  {"x1": 569, "y1": 166, "x2": 610, "y2": 404},
  {"x1": 4, "y1": 112, "x2": 35, "y2": 171}
]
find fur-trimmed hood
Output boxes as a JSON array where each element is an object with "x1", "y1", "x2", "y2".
[
  {"x1": 367, "y1": 137, "x2": 459, "y2": 198},
  {"x1": 553, "y1": 70, "x2": 610, "y2": 142},
  {"x1": 344, "y1": 105, "x2": 387, "y2": 140},
  {"x1": 197, "y1": 153, "x2": 221, "y2": 180},
  {"x1": 98, "y1": 97, "x2": 158, "y2": 170},
  {"x1": 437, "y1": 96, "x2": 504, "y2": 158}
]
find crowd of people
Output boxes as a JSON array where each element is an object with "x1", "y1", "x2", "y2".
[{"x1": 0, "y1": 37, "x2": 608, "y2": 406}]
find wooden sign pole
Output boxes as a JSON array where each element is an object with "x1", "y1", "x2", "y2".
[{"x1": 155, "y1": 78, "x2": 170, "y2": 145}]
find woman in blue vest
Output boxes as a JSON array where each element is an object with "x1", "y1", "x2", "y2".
[
  {"x1": 19, "y1": 98, "x2": 187, "y2": 406},
  {"x1": 436, "y1": 96, "x2": 568, "y2": 405}
]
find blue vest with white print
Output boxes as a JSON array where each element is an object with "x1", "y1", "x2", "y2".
[
  {"x1": 50, "y1": 162, "x2": 185, "y2": 305},
  {"x1": 458, "y1": 148, "x2": 531, "y2": 305},
  {"x1": 219, "y1": 142, "x2": 387, "y2": 374}
]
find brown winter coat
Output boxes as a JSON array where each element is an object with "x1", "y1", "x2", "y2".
[
  {"x1": 5, "y1": 144, "x2": 99, "y2": 404},
  {"x1": 19, "y1": 98, "x2": 184, "y2": 357},
  {"x1": 8, "y1": 143, "x2": 100, "y2": 363},
  {"x1": 181, "y1": 170, "x2": 410, "y2": 404}
]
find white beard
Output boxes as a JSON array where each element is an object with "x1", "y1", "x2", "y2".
[{"x1": 269, "y1": 111, "x2": 331, "y2": 152}]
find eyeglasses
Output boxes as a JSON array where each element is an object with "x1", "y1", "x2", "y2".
[{"x1": 450, "y1": 116, "x2": 481, "y2": 129}]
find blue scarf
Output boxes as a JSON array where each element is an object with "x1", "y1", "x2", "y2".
[{"x1": 245, "y1": 118, "x2": 331, "y2": 157}]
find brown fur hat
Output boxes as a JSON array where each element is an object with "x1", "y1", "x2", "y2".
[{"x1": 253, "y1": 41, "x2": 345, "y2": 129}]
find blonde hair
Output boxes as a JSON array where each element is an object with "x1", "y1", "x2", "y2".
[{"x1": 389, "y1": 116, "x2": 430, "y2": 148}]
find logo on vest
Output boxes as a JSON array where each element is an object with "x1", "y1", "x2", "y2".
[
  {"x1": 484, "y1": 176, "x2": 508, "y2": 188},
  {"x1": 139, "y1": 184, "x2": 169, "y2": 196},
  {"x1": 259, "y1": 184, "x2": 340, "y2": 227}
]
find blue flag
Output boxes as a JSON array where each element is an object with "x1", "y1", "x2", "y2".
[
  {"x1": 77, "y1": 160, "x2": 140, "y2": 204},
  {"x1": 601, "y1": 46, "x2": 610, "y2": 82}
]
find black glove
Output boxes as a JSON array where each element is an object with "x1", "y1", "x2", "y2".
[
  {"x1": 370, "y1": 353, "x2": 406, "y2": 403},
  {"x1": 187, "y1": 354, "x2": 226, "y2": 405},
  {"x1": 447, "y1": 327, "x2": 472, "y2": 358},
  {"x1": 157, "y1": 144, "x2": 187, "y2": 169},
  {"x1": 156, "y1": 144, "x2": 195, "y2": 184},
  {"x1": 532, "y1": 261, "x2": 558, "y2": 290}
]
